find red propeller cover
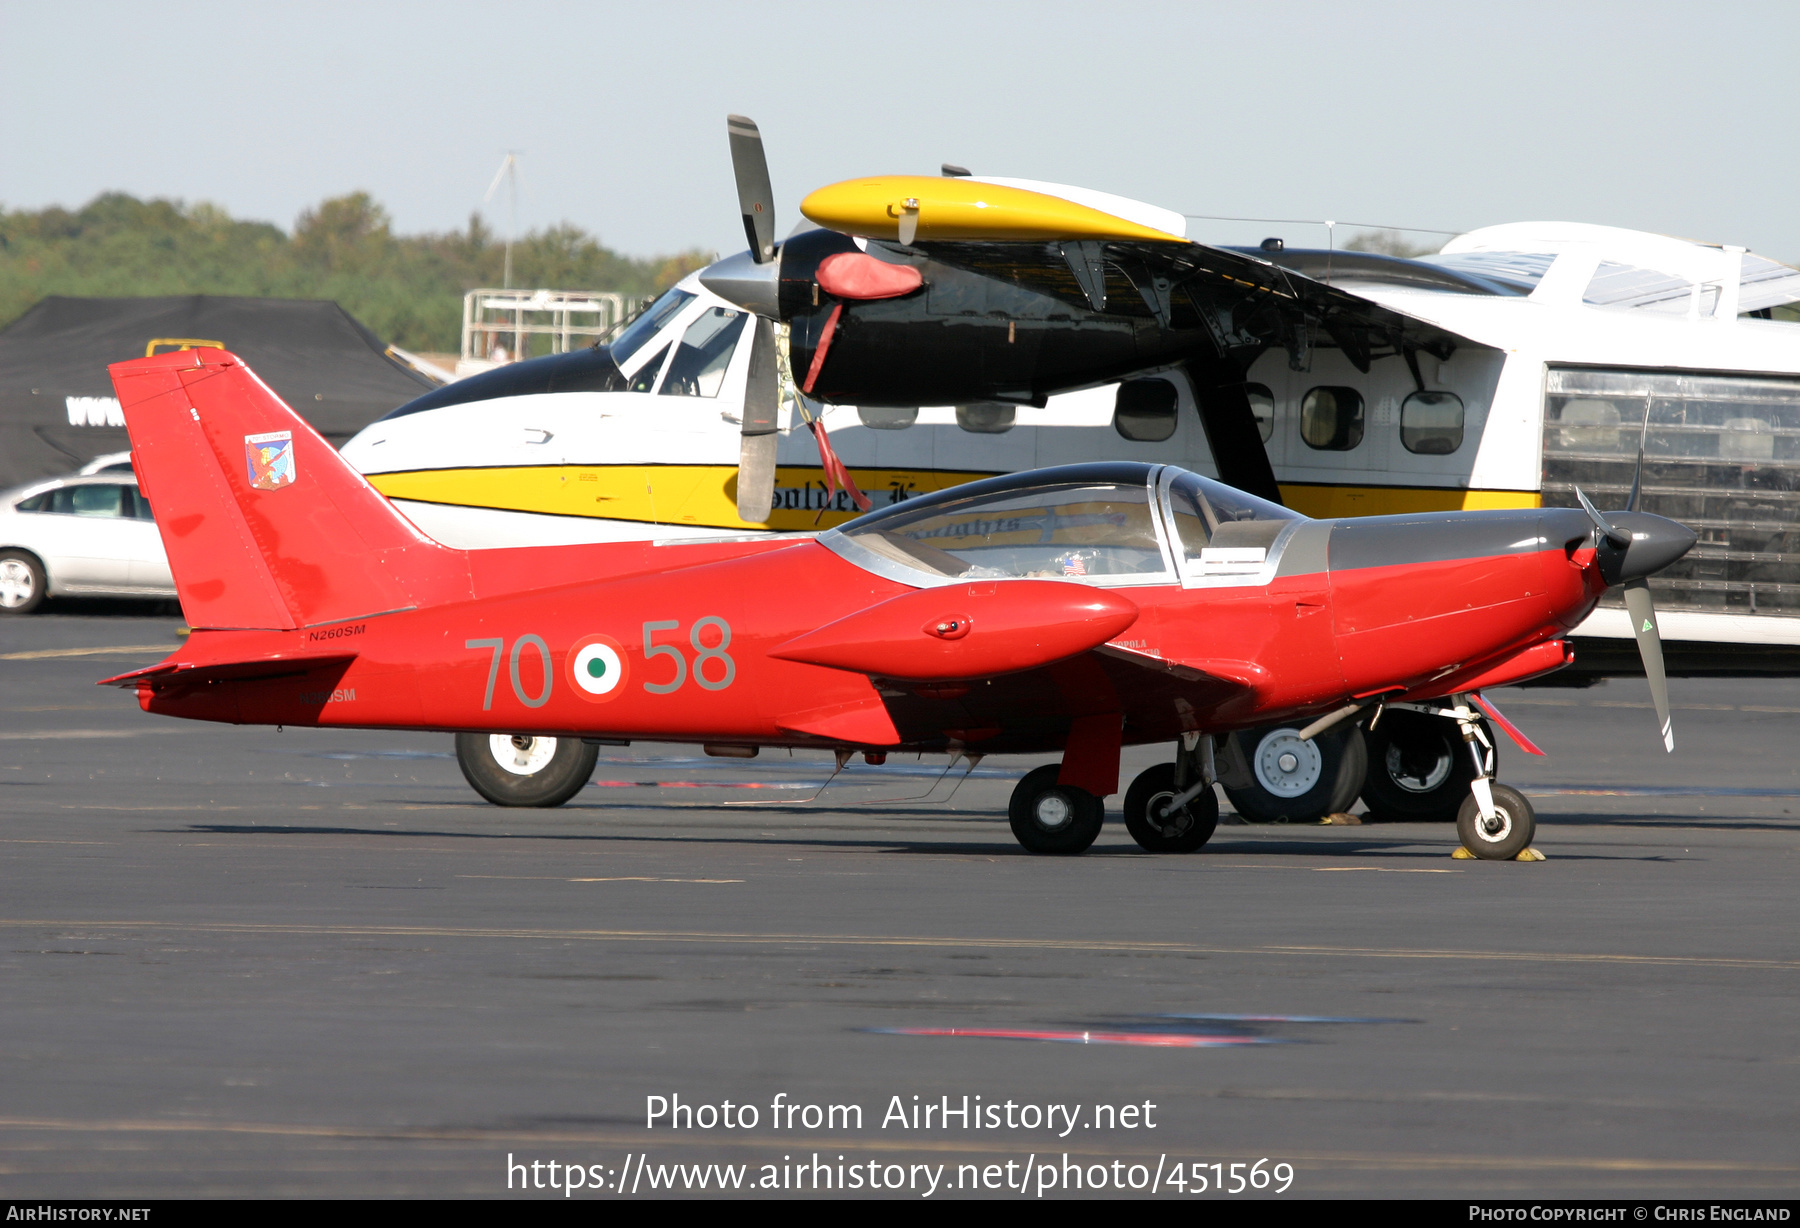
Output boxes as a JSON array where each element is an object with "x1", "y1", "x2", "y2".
[{"x1": 815, "y1": 251, "x2": 925, "y2": 301}]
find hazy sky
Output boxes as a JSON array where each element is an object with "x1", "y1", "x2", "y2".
[{"x1": 4, "y1": 0, "x2": 1797, "y2": 262}]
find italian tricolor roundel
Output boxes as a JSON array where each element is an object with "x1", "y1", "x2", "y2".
[{"x1": 567, "y1": 633, "x2": 628, "y2": 702}]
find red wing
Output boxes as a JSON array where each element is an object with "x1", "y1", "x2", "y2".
[{"x1": 866, "y1": 645, "x2": 1262, "y2": 754}]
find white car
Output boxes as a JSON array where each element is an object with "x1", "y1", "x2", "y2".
[{"x1": 0, "y1": 471, "x2": 175, "y2": 614}]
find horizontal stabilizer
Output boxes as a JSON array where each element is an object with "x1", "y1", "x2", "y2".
[{"x1": 98, "y1": 651, "x2": 356, "y2": 691}]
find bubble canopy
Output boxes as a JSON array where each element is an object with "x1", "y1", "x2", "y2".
[{"x1": 820, "y1": 462, "x2": 1301, "y2": 587}]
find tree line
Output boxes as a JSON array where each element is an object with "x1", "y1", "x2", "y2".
[{"x1": 0, "y1": 192, "x2": 714, "y2": 353}]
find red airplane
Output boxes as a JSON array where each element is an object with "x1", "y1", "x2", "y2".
[{"x1": 99, "y1": 349, "x2": 1695, "y2": 860}]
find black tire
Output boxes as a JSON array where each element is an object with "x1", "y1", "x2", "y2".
[
  {"x1": 1008, "y1": 764, "x2": 1104, "y2": 855},
  {"x1": 1221, "y1": 723, "x2": 1367, "y2": 823},
  {"x1": 0, "y1": 550, "x2": 47, "y2": 615},
  {"x1": 1360, "y1": 709, "x2": 1488, "y2": 822},
  {"x1": 455, "y1": 733, "x2": 598, "y2": 808},
  {"x1": 1455, "y1": 783, "x2": 1536, "y2": 860},
  {"x1": 1123, "y1": 763, "x2": 1219, "y2": 853}
]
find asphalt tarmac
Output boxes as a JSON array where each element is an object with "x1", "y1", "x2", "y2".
[{"x1": 2, "y1": 601, "x2": 1798, "y2": 1200}]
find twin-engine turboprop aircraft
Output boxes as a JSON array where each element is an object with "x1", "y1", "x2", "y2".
[{"x1": 100, "y1": 348, "x2": 1695, "y2": 858}]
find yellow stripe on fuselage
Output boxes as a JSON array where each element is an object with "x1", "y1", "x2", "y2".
[
  {"x1": 367, "y1": 465, "x2": 1000, "y2": 532},
  {"x1": 1279, "y1": 484, "x2": 1541, "y2": 518},
  {"x1": 368, "y1": 465, "x2": 1543, "y2": 532}
]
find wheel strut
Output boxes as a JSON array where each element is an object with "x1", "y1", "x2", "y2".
[
  {"x1": 1447, "y1": 692, "x2": 1500, "y2": 826},
  {"x1": 1157, "y1": 731, "x2": 1217, "y2": 819}
]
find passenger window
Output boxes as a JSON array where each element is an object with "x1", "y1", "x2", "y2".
[
  {"x1": 1114, "y1": 378, "x2": 1178, "y2": 442},
  {"x1": 1247, "y1": 383, "x2": 1275, "y2": 442},
  {"x1": 1301, "y1": 386, "x2": 1364, "y2": 451},
  {"x1": 608, "y1": 289, "x2": 694, "y2": 365},
  {"x1": 1400, "y1": 391, "x2": 1465, "y2": 455},
  {"x1": 53, "y1": 485, "x2": 125, "y2": 517},
  {"x1": 660, "y1": 309, "x2": 746, "y2": 398},
  {"x1": 626, "y1": 345, "x2": 669, "y2": 394},
  {"x1": 126, "y1": 486, "x2": 156, "y2": 521},
  {"x1": 14, "y1": 491, "x2": 50, "y2": 513},
  {"x1": 844, "y1": 481, "x2": 1168, "y2": 580}
]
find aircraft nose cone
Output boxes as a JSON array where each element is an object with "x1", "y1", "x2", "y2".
[
  {"x1": 699, "y1": 248, "x2": 781, "y2": 318},
  {"x1": 1607, "y1": 511, "x2": 1698, "y2": 583}
]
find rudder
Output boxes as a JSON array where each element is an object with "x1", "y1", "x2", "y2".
[{"x1": 110, "y1": 349, "x2": 471, "y2": 630}]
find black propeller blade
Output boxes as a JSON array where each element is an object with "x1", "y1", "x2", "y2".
[
  {"x1": 727, "y1": 115, "x2": 777, "y2": 264},
  {"x1": 1575, "y1": 485, "x2": 1631, "y2": 549}
]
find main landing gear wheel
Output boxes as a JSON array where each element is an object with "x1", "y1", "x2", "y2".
[
  {"x1": 1456, "y1": 783, "x2": 1536, "y2": 860},
  {"x1": 1008, "y1": 764, "x2": 1104, "y2": 855},
  {"x1": 1123, "y1": 763, "x2": 1219, "y2": 853},
  {"x1": 455, "y1": 733, "x2": 598, "y2": 808},
  {"x1": 0, "y1": 551, "x2": 46, "y2": 615},
  {"x1": 1360, "y1": 709, "x2": 1488, "y2": 822},
  {"x1": 1221, "y1": 723, "x2": 1366, "y2": 823}
]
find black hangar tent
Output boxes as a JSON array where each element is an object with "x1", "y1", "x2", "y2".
[{"x1": 0, "y1": 295, "x2": 438, "y2": 491}]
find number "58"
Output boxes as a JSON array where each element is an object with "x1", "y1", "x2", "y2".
[{"x1": 642, "y1": 617, "x2": 735, "y2": 693}]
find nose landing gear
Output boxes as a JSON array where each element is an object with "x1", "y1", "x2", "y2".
[{"x1": 1443, "y1": 695, "x2": 1538, "y2": 860}]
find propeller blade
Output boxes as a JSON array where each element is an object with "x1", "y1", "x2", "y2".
[
  {"x1": 735, "y1": 317, "x2": 780, "y2": 522},
  {"x1": 1574, "y1": 484, "x2": 1631, "y2": 548},
  {"x1": 1627, "y1": 415, "x2": 1648, "y2": 512},
  {"x1": 737, "y1": 433, "x2": 777, "y2": 522},
  {"x1": 727, "y1": 115, "x2": 777, "y2": 263},
  {"x1": 1626, "y1": 446, "x2": 1644, "y2": 514},
  {"x1": 1621, "y1": 577, "x2": 1674, "y2": 752}
]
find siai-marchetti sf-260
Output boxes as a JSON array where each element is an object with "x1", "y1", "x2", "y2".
[{"x1": 100, "y1": 348, "x2": 1695, "y2": 859}]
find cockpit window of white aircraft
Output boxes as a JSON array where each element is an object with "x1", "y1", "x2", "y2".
[
  {"x1": 610, "y1": 289, "x2": 695, "y2": 366},
  {"x1": 626, "y1": 345, "x2": 668, "y2": 393},
  {"x1": 659, "y1": 308, "x2": 746, "y2": 398}
]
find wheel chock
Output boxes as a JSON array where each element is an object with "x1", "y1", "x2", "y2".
[
  {"x1": 1451, "y1": 846, "x2": 1546, "y2": 860},
  {"x1": 1320, "y1": 812, "x2": 1362, "y2": 826}
]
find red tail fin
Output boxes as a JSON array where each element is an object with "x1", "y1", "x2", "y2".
[{"x1": 109, "y1": 350, "x2": 471, "y2": 630}]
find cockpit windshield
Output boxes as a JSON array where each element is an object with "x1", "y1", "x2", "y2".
[
  {"x1": 609, "y1": 288, "x2": 695, "y2": 366},
  {"x1": 832, "y1": 464, "x2": 1170, "y2": 582},
  {"x1": 1161, "y1": 469, "x2": 1300, "y2": 576}
]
